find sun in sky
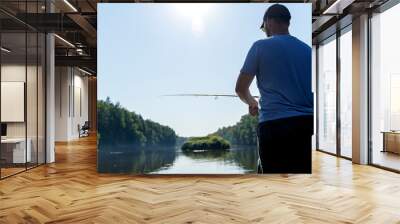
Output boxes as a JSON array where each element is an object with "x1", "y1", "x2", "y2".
[{"x1": 173, "y1": 4, "x2": 214, "y2": 35}]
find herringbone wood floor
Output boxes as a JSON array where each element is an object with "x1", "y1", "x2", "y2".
[{"x1": 1, "y1": 136, "x2": 400, "y2": 224}]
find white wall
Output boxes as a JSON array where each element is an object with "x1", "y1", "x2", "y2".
[
  {"x1": 55, "y1": 67, "x2": 89, "y2": 141},
  {"x1": 1, "y1": 65, "x2": 39, "y2": 137},
  {"x1": 1, "y1": 65, "x2": 27, "y2": 140},
  {"x1": 55, "y1": 66, "x2": 69, "y2": 141},
  {"x1": 72, "y1": 72, "x2": 89, "y2": 138}
]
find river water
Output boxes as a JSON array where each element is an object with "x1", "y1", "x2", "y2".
[{"x1": 98, "y1": 144, "x2": 259, "y2": 174}]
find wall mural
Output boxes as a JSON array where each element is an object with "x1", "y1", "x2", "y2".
[{"x1": 97, "y1": 3, "x2": 312, "y2": 174}]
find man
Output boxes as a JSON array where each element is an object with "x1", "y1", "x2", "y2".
[{"x1": 235, "y1": 4, "x2": 313, "y2": 173}]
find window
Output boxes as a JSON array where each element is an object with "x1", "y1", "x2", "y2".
[
  {"x1": 370, "y1": 3, "x2": 400, "y2": 171},
  {"x1": 339, "y1": 28, "x2": 352, "y2": 158},
  {"x1": 312, "y1": 46, "x2": 317, "y2": 150},
  {"x1": 317, "y1": 36, "x2": 337, "y2": 154}
]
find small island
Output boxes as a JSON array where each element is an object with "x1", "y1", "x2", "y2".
[{"x1": 181, "y1": 135, "x2": 231, "y2": 151}]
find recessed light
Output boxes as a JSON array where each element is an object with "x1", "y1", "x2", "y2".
[
  {"x1": 54, "y1": 34, "x2": 75, "y2": 48},
  {"x1": 63, "y1": 0, "x2": 78, "y2": 12},
  {"x1": 1, "y1": 47, "x2": 11, "y2": 53},
  {"x1": 322, "y1": 0, "x2": 354, "y2": 15},
  {"x1": 78, "y1": 67, "x2": 92, "y2": 76}
]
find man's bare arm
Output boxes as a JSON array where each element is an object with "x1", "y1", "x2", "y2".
[
  {"x1": 235, "y1": 73, "x2": 258, "y2": 116},
  {"x1": 235, "y1": 73, "x2": 256, "y2": 105}
]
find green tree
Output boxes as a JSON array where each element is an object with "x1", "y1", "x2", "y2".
[
  {"x1": 98, "y1": 98, "x2": 177, "y2": 147},
  {"x1": 215, "y1": 114, "x2": 258, "y2": 145}
]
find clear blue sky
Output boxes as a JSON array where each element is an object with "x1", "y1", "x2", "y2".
[{"x1": 98, "y1": 3, "x2": 311, "y2": 137}]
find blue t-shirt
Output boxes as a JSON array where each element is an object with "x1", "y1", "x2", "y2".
[{"x1": 240, "y1": 34, "x2": 313, "y2": 123}]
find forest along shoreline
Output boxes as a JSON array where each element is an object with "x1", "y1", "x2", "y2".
[{"x1": 97, "y1": 97, "x2": 258, "y2": 151}]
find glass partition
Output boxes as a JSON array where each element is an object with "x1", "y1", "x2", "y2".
[
  {"x1": 0, "y1": 31, "x2": 28, "y2": 177},
  {"x1": 0, "y1": 1, "x2": 46, "y2": 179},
  {"x1": 317, "y1": 35, "x2": 337, "y2": 154}
]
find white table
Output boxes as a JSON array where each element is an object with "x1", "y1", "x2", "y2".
[{"x1": 1, "y1": 138, "x2": 31, "y2": 163}]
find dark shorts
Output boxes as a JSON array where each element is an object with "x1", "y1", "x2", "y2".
[{"x1": 257, "y1": 115, "x2": 313, "y2": 174}]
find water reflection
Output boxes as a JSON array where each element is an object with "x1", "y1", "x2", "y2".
[
  {"x1": 98, "y1": 145, "x2": 176, "y2": 173},
  {"x1": 181, "y1": 149, "x2": 229, "y2": 160},
  {"x1": 98, "y1": 144, "x2": 258, "y2": 174}
]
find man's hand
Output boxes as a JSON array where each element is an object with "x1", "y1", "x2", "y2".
[{"x1": 249, "y1": 100, "x2": 259, "y2": 117}]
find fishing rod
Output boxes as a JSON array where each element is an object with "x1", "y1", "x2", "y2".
[{"x1": 162, "y1": 94, "x2": 260, "y2": 99}]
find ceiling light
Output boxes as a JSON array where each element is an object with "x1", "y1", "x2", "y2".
[
  {"x1": 54, "y1": 34, "x2": 75, "y2": 48},
  {"x1": 1, "y1": 47, "x2": 11, "y2": 53},
  {"x1": 322, "y1": 0, "x2": 354, "y2": 15},
  {"x1": 76, "y1": 48, "x2": 84, "y2": 55},
  {"x1": 78, "y1": 67, "x2": 92, "y2": 76},
  {"x1": 63, "y1": 0, "x2": 78, "y2": 12}
]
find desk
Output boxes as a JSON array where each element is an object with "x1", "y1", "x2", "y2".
[
  {"x1": 1, "y1": 138, "x2": 31, "y2": 163},
  {"x1": 382, "y1": 131, "x2": 400, "y2": 154}
]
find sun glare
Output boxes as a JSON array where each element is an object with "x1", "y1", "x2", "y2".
[
  {"x1": 174, "y1": 3, "x2": 211, "y2": 18},
  {"x1": 173, "y1": 4, "x2": 213, "y2": 35},
  {"x1": 191, "y1": 16, "x2": 204, "y2": 34}
]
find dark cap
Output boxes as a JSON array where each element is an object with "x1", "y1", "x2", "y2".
[{"x1": 260, "y1": 4, "x2": 291, "y2": 29}]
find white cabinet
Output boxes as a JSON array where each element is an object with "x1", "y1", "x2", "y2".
[{"x1": 1, "y1": 138, "x2": 32, "y2": 163}]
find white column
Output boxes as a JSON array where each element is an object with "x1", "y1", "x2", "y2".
[
  {"x1": 46, "y1": 1, "x2": 55, "y2": 163},
  {"x1": 46, "y1": 33, "x2": 55, "y2": 163},
  {"x1": 352, "y1": 14, "x2": 369, "y2": 164}
]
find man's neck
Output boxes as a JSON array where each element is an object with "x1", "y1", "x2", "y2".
[{"x1": 271, "y1": 29, "x2": 290, "y2": 36}]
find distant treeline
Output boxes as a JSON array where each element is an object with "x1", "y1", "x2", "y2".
[
  {"x1": 215, "y1": 114, "x2": 258, "y2": 145},
  {"x1": 181, "y1": 135, "x2": 230, "y2": 151},
  {"x1": 98, "y1": 98, "x2": 177, "y2": 146}
]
